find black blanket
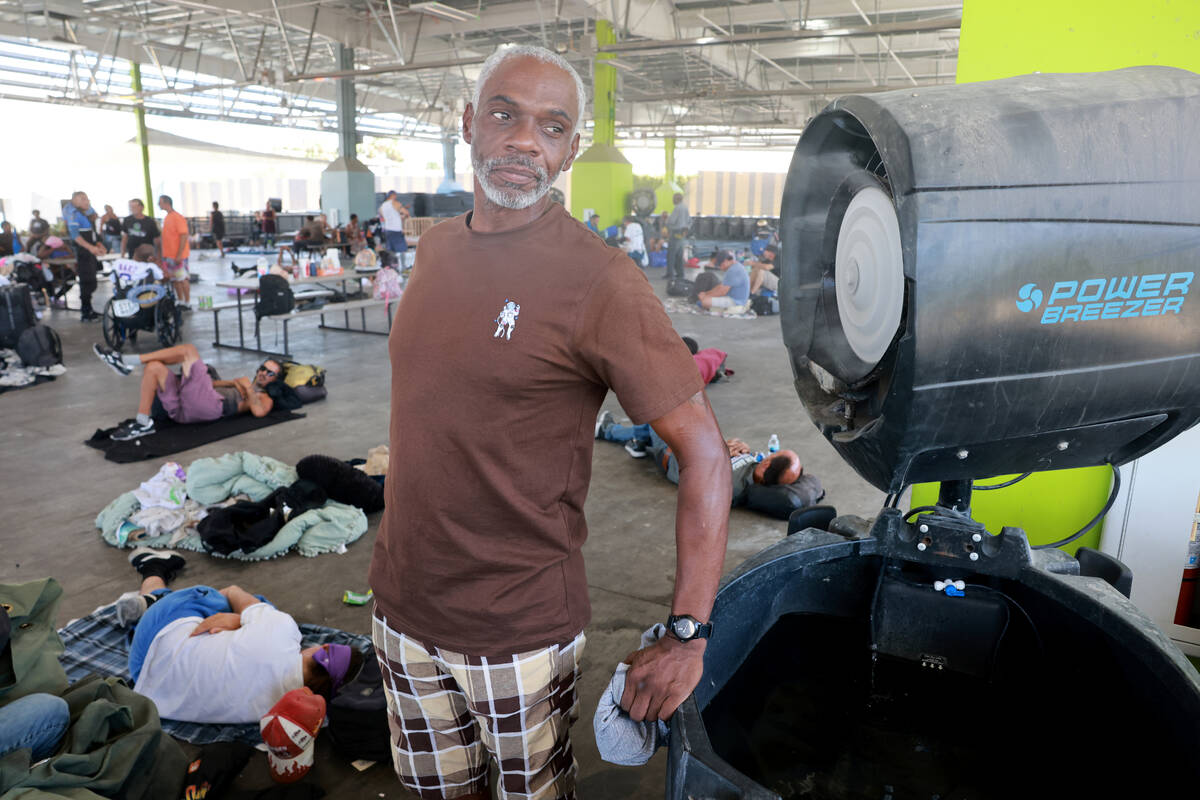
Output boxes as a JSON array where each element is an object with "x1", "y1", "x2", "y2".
[{"x1": 86, "y1": 409, "x2": 304, "y2": 463}]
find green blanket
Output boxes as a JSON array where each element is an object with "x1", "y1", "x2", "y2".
[
  {"x1": 96, "y1": 452, "x2": 367, "y2": 560},
  {"x1": 0, "y1": 676, "x2": 186, "y2": 800}
]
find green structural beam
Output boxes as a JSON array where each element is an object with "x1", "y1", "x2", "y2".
[
  {"x1": 655, "y1": 136, "x2": 681, "y2": 216},
  {"x1": 593, "y1": 19, "x2": 617, "y2": 147},
  {"x1": 569, "y1": 18, "x2": 633, "y2": 228},
  {"x1": 130, "y1": 63, "x2": 153, "y2": 212}
]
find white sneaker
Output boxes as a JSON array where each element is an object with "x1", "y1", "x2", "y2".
[
  {"x1": 115, "y1": 591, "x2": 148, "y2": 627},
  {"x1": 595, "y1": 410, "x2": 615, "y2": 439}
]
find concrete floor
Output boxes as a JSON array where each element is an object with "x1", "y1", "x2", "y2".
[{"x1": 0, "y1": 251, "x2": 885, "y2": 798}]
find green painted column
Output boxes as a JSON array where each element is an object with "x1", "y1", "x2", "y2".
[
  {"x1": 655, "y1": 135, "x2": 682, "y2": 215},
  {"x1": 910, "y1": 0, "x2": 1200, "y2": 554},
  {"x1": 592, "y1": 19, "x2": 617, "y2": 146},
  {"x1": 130, "y1": 63, "x2": 153, "y2": 211},
  {"x1": 570, "y1": 18, "x2": 633, "y2": 230}
]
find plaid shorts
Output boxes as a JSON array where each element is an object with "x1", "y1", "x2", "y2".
[{"x1": 372, "y1": 612, "x2": 585, "y2": 800}]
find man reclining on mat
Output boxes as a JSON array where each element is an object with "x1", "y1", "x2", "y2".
[
  {"x1": 596, "y1": 413, "x2": 805, "y2": 507},
  {"x1": 115, "y1": 548, "x2": 362, "y2": 724},
  {"x1": 92, "y1": 342, "x2": 280, "y2": 441}
]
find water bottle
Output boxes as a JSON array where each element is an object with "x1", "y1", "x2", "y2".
[
  {"x1": 767, "y1": 434, "x2": 780, "y2": 453},
  {"x1": 754, "y1": 452, "x2": 765, "y2": 463},
  {"x1": 255, "y1": 257, "x2": 268, "y2": 276}
]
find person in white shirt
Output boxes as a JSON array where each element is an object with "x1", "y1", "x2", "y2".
[
  {"x1": 117, "y1": 548, "x2": 361, "y2": 724},
  {"x1": 621, "y1": 215, "x2": 648, "y2": 267},
  {"x1": 377, "y1": 190, "x2": 410, "y2": 255}
]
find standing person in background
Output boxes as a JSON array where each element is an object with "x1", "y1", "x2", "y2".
[
  {"x1": 621, "y1": 214, "x2": 648, "y2": 267},
  {"x1": 210, "y1": 202, "x2": 226, "y2": 256},
  {"x1": 63, "y1": 191, "x2": 106, "y2": 322},
  {"x1": 344, "y1": 213, "x2": 364, "y2": 254},
  {"x1": 158, "y1": 195, "x2": 191, "y2": 310},
  {"x1": 377, "y1": 191, "x2": 409, "y2": 259},
  {"x1": 666, "y1": 192, "x2": 690, "y2": 283},
  {"x1": 261, "y1": 201, "x2": 277, "y2": 249},
  {"x1": 0, "y1": 221, "x2": 21, "y2": 257},
  {"x1": 29, "y1": 210, "x2": 46, "y2": 236},
  {"x1": 99, "y1": 205, "x2": 123, "y2": 255},
  {"x1": 121, "y1": 199, "x2": 160, "y2": 258}
]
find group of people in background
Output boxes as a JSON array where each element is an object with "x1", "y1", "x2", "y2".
[{"x1": 1, "y1": 192, "x2": 191, "y2": 321}]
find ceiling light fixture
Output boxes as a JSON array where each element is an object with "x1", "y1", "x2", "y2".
[{"x1": 410, "y1": 2, "x2": 477, "y2": 22}]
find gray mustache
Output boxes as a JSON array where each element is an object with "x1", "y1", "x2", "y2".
[{"x1": 483, "y1": 156, "x2": 549, "y2": 183}]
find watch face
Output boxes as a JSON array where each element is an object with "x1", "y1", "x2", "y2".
[{"x1": 672, "y1": 617, "x2": 697, "y2": 640}]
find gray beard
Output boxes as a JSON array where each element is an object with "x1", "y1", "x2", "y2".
[{"x1": 472, "y1": 150, "x2": 561, "y2": 210}]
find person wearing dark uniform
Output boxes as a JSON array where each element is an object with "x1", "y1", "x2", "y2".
[
  {"x1": 63, "y1": 191, "x2": 105, "y2": 321},
  {"x1": 261, "y1": 202, "x2": 276, "y2": 249},
  {"x1": 210, "y1": 202, "x2": 226, "y2": 256}
]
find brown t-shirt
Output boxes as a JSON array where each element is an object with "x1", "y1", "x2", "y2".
[{"x1": 368, "y1": 204, "x2": 704, "y2": 656}]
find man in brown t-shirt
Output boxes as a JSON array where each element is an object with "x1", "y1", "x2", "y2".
[{"x1": 368, "y1": 44, "x2": 731, "y2": 800}]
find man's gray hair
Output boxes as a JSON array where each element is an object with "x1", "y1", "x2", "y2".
[{"x1": 472, "y1": 45, "x2": 587, "y2": 135}]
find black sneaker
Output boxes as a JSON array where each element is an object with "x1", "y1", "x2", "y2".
[
  {"x1": 93, "y1": 343, "x2": 133, "y2": 376},
  {"x1": 624, "y1": 439, "x2": 649, "y2": 458},
  {"x1": 81, "y1": 310, "x2": 101, "y2": 322},
  {"x1": 111, "y1": 418, "x2": 155, "y2": 441},
  {"x1": 594, "y1": 410, "x2": 615, "y2": 440},
  {"x1": 129, "y1": 547, "x2": 186, "y2": 584}
]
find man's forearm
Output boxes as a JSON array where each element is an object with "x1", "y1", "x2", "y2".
[
  {"x1": 667, "y1": 407, "x2": 729, "y2": 623},
  {"x1": 672, "y1": 442, "x2": 731, "y2": 622},
  {"x1": 224, "y1": 586, "x2": 260, "y2": 613}
]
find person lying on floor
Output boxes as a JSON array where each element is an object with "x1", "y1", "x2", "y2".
[
  {"x1": 92, "y1": 343, "x2": 281, "y2": 441},
  {"x1": 595, "y1": 412, "x2": 816, "y2": 510},
  {"x1": 116, "y1": 548, "x2": 362, "y2": 724}
]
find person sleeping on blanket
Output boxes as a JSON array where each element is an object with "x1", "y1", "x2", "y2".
[
  {"x1": 91, "y1": 343, "x2": 281, "y2": 441},
  {"x1": 114, "y1": 547, "x2": 363, "y2": 724},
  {"x1": 595, "y1": 412, "x2": 824, "y2": 518}
]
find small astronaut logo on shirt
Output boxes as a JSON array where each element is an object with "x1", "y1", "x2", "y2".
[{"x1": 493, "y1": 299, "x2": 520, "y2": 341}]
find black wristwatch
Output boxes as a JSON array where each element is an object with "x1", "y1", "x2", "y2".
[{"x1": 666, "y1": 614, "x2": 713, "y2": 643}]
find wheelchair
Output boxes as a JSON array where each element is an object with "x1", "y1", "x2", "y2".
[{"x1": 100, "y1": 269, "x2": 183, "y2": 350}]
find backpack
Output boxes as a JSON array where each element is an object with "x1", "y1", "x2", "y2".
[
  {"x1": 17, "y1": 324, "x2": 62, "y2": 367},
  {"x1": 750, "y1": 294, "x2": 779, "y2": 316},
  {"x1": 282, "y1": 361, "x2": 326, "y2": 388},
  {"x1": 689, "y1": 271, "x2": 722, "y2": 302},
  {"x1": 666, "y1": 279, "x2": 694, "y2": 298},
  {"x1": 326, "y1": 644, "x2": 391, "y2": 762},
  {"x1": 0, "y1": 284, "x2": 37, "y2": 348},
  {"x1": 255, "y1": 274, "x2": 294, "y2": 319}
]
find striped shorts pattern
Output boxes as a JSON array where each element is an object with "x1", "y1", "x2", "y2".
[{"x1": 372, "y1": 611, "x2": 585, "y2": 800}]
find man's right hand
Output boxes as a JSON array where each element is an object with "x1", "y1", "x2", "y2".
[{"x1": 190, "y1": 612, "x2": 242, "y2": 636}]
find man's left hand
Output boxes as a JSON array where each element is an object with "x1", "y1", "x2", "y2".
[{"x1": 619, "y1": 636, "x2": 706, "y2": 722}]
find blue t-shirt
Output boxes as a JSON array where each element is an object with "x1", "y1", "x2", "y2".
[
  {"x1": 62, "y1": 204, "x2": 94, "y2": 241},
  {"x1": 722, "y1": 263, "x2": 750, "y2": 305}
]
